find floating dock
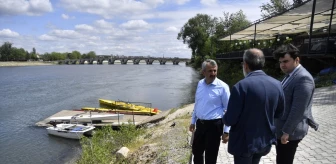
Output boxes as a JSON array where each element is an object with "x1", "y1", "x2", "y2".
[{"x1": 36, "y1": 109, "x2": 170, "y2": 127}]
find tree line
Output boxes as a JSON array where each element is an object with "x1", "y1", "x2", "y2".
[
  {"x1": 0, "y1": 42, "x2": 98, "y2": 61},
  {"x1": 0, "y1": 42, "x2": 38, "y2": 61}
]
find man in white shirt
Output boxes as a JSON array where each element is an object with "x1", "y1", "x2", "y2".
[{"x1": 189, "y1": 59, "x2": 230, "y2": 164}]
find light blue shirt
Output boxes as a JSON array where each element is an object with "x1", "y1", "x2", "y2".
[{"x1": 191, "y1": 77, "x2": 231, "y2": 133}]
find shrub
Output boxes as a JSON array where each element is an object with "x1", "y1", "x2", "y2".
[
  {"x1": 315, "y1": 72, "x2": 336, "y2": 88},
  {"x1": 77, "y1": 123, "x2": 144, "y2": 164}
]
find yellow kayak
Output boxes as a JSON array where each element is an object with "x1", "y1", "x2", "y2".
[
  {"x1": 99, "y1": 99, "x2": 159, "y2": 112},
  {"x1": 80, "y1": 107, "x2": 160, "y2": 115}
]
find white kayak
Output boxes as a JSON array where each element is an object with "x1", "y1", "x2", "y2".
[{"x1": 46, "y1": 123, "x2": 95, "y2": 139}]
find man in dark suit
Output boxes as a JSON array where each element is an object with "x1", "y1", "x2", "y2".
[
  {"x1": 273, "y1": 44, "x2": 319, "y2": 164},
  {"x1": 223, "y1": 48, "x2": 285, "y2": 164}
]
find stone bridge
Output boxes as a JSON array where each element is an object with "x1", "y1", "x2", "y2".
[{"x1": 59, "y1": 56, "x2": 190, "y2": 65}]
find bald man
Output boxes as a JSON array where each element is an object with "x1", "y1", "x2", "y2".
[{"x1": 223, "y1": 49, "x2": 285, "y2": 164}]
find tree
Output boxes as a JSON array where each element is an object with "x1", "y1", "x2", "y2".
[
  {"x1": 32, "y1": 47, "x2": 36, "y2": 55},
  {"x1": 177, "y1": 14, "x2": 218, "y2": 65},
  {"x1": 216, "y1": 10, "x2": 250, "y2": 54},
  {"x1": 0, "y1": 42, "x2": 13, "y2": 61},
  {"x1": 81, "y1": 53, "x2": 87, "y2": 59},
  {"x1": 87, "y1": 51, "x2": 96, "y2": 59},
  {"x1": 66, "y1": 52, "x2": 71, "y2": 59},
  {"x1": 26, "y1": 51, "x2": 31, "y2": 61},
  {"x1": 177, "y1": 11, "x2": 250, "y2": 68},
  {"x1": 11, "y1": 47, "x2": 26, "y2": 61},
  {"x1": 260, "y1": 0, "x2": 291, "y2": 18},
  {"x1": 223, "y1": 10, "x2": 250, "y2": 34},
  {"x1": 31, "y1": 53, "x2": 37, "y2": 61},
  {"x1": 49, "y1": 52, "x2": 66, "y2": 60},
  {"x1": 42, "y1": 52, "x2": 50, "y2": 61},
  {"x1": 72, "y1": 50, "x2": 81, "y2": 59}
]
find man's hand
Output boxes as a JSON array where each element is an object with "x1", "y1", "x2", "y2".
[
  {"x1": 281, "y1": 133, "x2": 289, "y2": 144},
  {"x1": 222, "y1": 133, "x2": 229, "y2": 144},
  {"x1": 189, "y1": 124, "x2": 195, "y2": 132}
]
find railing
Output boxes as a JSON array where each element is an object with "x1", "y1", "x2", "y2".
[
  {"x1": 216, "y1": 48, "x2": 275, "y2": 59},
  {"x1": 300, "y1": 41, "x2": 336, "y2": 55},
  {"x1": 216, "y1": 41, "x2": 336, "y2": 60}
]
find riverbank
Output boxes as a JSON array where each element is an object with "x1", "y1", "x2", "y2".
[
  {"x1": 126, "y1": 104, "x2": 194, "y2": 163},
  {"x1": 0, "y1": 61, "x2": 56, "y2": 67},
  {"x1": 77, "y1": 104, "x2": 195, "y2": 164}
]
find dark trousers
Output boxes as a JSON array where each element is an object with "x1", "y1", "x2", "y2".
[
  {"x1": 192, "y1": 119, "x2": 223, "y2": 164},
  {"x1": 233, "y1": 145, "x2": 271, "y2": 164},
  {"x1": 276, "y1": 139, "x2": 301, "y2": 164}
]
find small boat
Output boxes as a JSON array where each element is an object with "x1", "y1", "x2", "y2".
[
  {"x1": 99, "y1": 99, "x2": 161, "y2": 113},
  {"x1": 48, "y1": 113, "x2": 124, "y2": 122},
  {"x1": 46, "y1": 123, "x2": 95, "y2": 139},
  {"x1": 80, "y1": 107, "x2": 160, "y2": 115}
]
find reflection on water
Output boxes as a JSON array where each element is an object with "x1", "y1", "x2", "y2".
[{"x1": 0, "y1": 63, "x2": 200, "y2": 164}]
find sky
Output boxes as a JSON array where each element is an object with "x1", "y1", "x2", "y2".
[{"x1": 0, "y1": 0, "x2": 271, "y2": 58}]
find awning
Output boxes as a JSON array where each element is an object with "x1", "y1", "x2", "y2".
[{"x1": 220, "y1": 0, "x2": 336, "y2": 41}]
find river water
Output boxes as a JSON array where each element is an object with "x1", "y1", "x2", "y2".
[{"x1": 0, "y1": 63, "x2": 200, "y2": 164}]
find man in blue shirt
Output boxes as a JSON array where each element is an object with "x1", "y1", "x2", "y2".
[{"x1": 189, "y1": 59, "x2": 231, "y2": 164}]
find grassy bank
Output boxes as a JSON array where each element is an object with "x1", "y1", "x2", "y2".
[
  {"x1": 77, "y1": 124, "x2": 145, "y2": 164},
  {"x1": 0, "y1": 61, "x2": 56, "y2": 67}
]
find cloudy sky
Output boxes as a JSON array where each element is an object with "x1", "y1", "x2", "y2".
[{"x1": 0, "y1": 0, "x2": 270, "y2": 58}]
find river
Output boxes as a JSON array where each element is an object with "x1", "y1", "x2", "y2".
[{"x1": 0, "y1": 63, "x2": 200, "y2": 164}]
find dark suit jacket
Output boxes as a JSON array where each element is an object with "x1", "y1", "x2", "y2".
[
  {"x1": 223, "y1": 71, "x2": 285, "y2": 156},
  {"x1": 275, "y1": 65, "x2": 319, "y2": 141}
]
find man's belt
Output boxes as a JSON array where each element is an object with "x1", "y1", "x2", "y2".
[{"x1": 197, "y1": 118, "x2": 222, "y2": 124}]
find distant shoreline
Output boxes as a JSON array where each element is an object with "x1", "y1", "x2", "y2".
[{"x1": 0, "y1": 61, "x2": 56, "y2": 67}]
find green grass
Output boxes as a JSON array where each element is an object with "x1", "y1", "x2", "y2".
[
  {"x1": 178, "y1": 151, "x2": 192, "y2": 164},
  {"x1": 315, "y1": 72, "x2": 336, "y2": 88},
  {"x1": 77, "y1": 123, "x2": 145, "y2": 164},
  {"x1": 168, "y1": 104, "x2": 190, "y2": 115},
  {"x1": 168, "y1": 108, "x2": 178, "y2": 115}
]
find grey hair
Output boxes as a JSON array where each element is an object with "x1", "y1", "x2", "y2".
[
  {"x1": 243, "y1": 48, "x2": 265, "y2": 71},
  {"x1": 201, "y1": 59, "x2": 217, "y2": 72}
]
